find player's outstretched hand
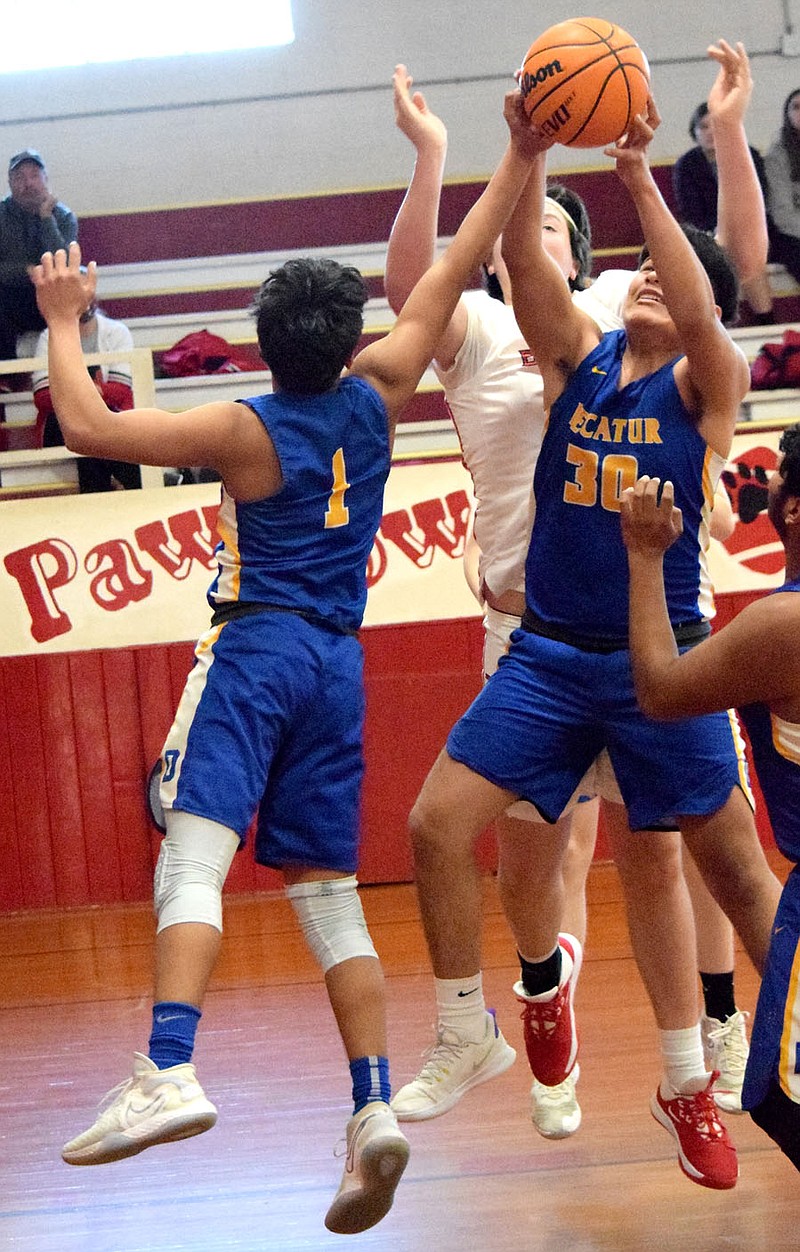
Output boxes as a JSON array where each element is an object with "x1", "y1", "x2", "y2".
[
  {"x1": 706, "y1": 40, "x2": 752, "y2": 127},
  {"x1": 393, "y1": 64, "x2": 447, "y2": 153},
  {"x1": 605, "y1": 95, "x2": 660, "y2": 185},
  {"x1": 31, "y1": 241, "x2": 96, "y2": 325},
  {"x1": 621, "y1": 475, "x2": 684, "y2": 556},
  {"x1": 503, "y1": 88, "x2": 554, "y2": 160}
]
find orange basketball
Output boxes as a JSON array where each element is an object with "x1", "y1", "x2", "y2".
[{"x1": 519, "y1": 16, "x2": 650, "y2": 148}]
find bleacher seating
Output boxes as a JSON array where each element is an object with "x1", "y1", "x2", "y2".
[{"x1": 3, "y1": 165, "x2": 800, "y2": 496}]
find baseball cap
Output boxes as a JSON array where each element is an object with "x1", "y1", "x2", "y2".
[{"x1": 8, "y1": 149, "x2": 45, "y2": 175}]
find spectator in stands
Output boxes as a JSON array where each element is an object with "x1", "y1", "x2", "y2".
[
  {"x1": 673, "y1": 102, "x2": 775, "y2": 323},
  {"x1": 765, "y1": 89, "x2": 800, "y2": 292},
  {"x1": 0, "y1": 149, "x2": 78, "y2": 369},
  {"x1": 32, "y1": 297, "x2": 141, "y2": 492}
]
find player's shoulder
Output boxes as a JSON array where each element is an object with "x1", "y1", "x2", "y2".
[
  {"x1": 572, "y1": 270, "x2": 630, "y2": 331},
  {"x1": 458, "y1": 290, "x2": 521, "y2": 345},
  {"x1": 462, "y1": 288, "x2": 512, "y2": 320},
  {"x1": 575, "y1": 269, "x2": 632, "y2": 302},
  {"x1": 736, "y1": 582, "x2": 800, "y2": 645}
]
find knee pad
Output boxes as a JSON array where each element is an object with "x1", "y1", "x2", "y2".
[
  {"x1": 286, "y1": 875, "x2": 377, "y2": 973},
  {"x1": 154, "y1": 811, "x2": 239, "y2": 934}
]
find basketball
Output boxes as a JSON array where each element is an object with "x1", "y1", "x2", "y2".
[{"x1": 519, "y1": 17, "x2": 650, "y2": 148}]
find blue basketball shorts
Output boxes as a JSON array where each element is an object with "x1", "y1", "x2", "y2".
[
  {"x1": 743, "y1": 865, "x2": 800, "y2": 1111},
  {"x1": 482, "y1": 604, "x2": 622, "y2": 822},
  {"x1": 159, "y1": 612, "x2": 365, "y2": 872},
  {"x1": 446, "y1": 627, "x2": 753, "y2": 829}
]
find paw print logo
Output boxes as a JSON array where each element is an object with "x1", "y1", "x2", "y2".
[
  {"x1": 721, "y1": 461, "x2": 770, "y2": 524},
  {"x1": 720, "y1": 446, "x2": 784, "y2": 576}
]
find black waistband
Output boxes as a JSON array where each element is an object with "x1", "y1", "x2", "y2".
[
  {"x1": 520, "y1": 608, "x2": 711, "y2": 654},
  {"x1": 210, "y1": 600, "x2": 357, "y2": 637}
]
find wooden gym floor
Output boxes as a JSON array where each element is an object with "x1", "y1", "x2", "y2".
[{"x1": 1, "y1": 858, "x2": 798, "y2": 1252}]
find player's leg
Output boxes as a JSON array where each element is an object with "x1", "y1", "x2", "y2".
[
  {"x1": 679, "y1": 787, "x2": 782, "y2": 976},
  {"x1": 606, "y1": 805, "x2": 700, "y2": 1028},
  {"x1": 603, "y1": 804, "x2": 720, "y2": 1115},
  {"x1": 390, "y1": 749, "x2": 519, "y2": 1115},
  {"x1": 61, "y1": 809, "x2": 238, "y2": 1166},
  {"x1": 604, "y1": 666, "x2": 745, "y2": 1189},
  {"x1": 392, "y1": 607, "x2": 529, "y2": 1123},
  {"x1": 285, "y1": 868, "x2": 410, "y2": 1236},
  {"x1": 265, "y1": 629, "x2": 409, "y2": 1235},
  {"x1": 742, "y1": 870, "x2": 800, "y2": 1171},
  {"x1": 611, "y1": 693, "x2": 780, "y2": 977},
  {"x1": 600, "y1": 800, "x2": 739, "y2": 1188},
  {"x1": 61, "y1": 622, "x2": 280, "y2": 1166},
  {"x1": 410, "y1": 749, "x2": 513, "y2": 973},
  {"x1": 559, "y1": 796, "x2": 600, "y2": 945},
  {"x1": 498, "y1": 798, "x2": 597, "y2": 1138},
  {"x1": 683, "y1": 844, "x2": 750, "y2": 1114},
  {"x1": 394, "y1": 632, "x2": 600, "y2": 1125},
  {"x1": 749, "y1": 1083, "x2": 800, "y2": 1170}
]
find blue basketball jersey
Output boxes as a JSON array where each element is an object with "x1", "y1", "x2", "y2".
[
  {"x1": 525, "y1": 330, "x2": 723, "y2": 640},
  {"x1": 207, "y1": 376, "x2": 390, "y2": 633},
  {"x1": 740, "y1": 578, "x2": 800, "y2": 1114},
  {"x1": 738, "y1": 578, "x2": 800, "y2": 864}
]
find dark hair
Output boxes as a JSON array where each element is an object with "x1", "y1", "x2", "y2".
[
  {"x1": 545, "y1": 183, "x2": 592, "y2": 290},
  {"x1": 253, "y1": 258, "x2": 368, "y2": 393},
  {"x1": 638, "y1": 225, "x2": 739, "y2": 326},
  {"x1": 481, "y1": 181, "x2": 592, "y2": 301},
  {"x1": 688, "y1": 101, "x2": 709, "y2": 142},
  {"x1": 481, "y1": 265, "x2": 505, "y2": 302},
  {"x1": 780, "y1": 89, "x2": 800, "y2": 181},
  {"x1": 779, "y1": 422, "x2": 800, "y2": 495}
]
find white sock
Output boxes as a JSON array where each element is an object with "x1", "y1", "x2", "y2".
[
  {"x1": 434, "y1": 973, "x2": 487, "y2": 1042},
  {"x1": 659, "y1": 1024, "x2": 709, "y2": 1096}
]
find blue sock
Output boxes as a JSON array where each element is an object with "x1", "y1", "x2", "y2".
[
  {"x1": 350, "y1": 1055, "x2": 390, "y2": 1113},
  {"x1": 148, "y1": 1001, "x2": 201, "y2": 1069}
]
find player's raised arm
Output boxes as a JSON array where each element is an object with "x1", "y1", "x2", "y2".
[
  {"x1": 607, "y1": 104, "x2": 750, "y2": 456},
  {"x1": 500, "y1": 91, "x2": 599, "y2": 407},
  {"x1": 32, "y1": 244, "x2": 279, "y2": 496},
  {"x1": 385, "y1": 66, "x2": 447, "y2": 309},
  {"x1": 352, "y1": 97, "x2": 537, "y2": 427},
  {"x1": 707, "y1": 39, "x2": 769, "y2": 282},
  {"x1": 384, "y1": 65, "x2": 468, "y2": 373}
]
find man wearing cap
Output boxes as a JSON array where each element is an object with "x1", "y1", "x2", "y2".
[{"x1": 0, "y1": 149, "x2": 78, "y2": 363}]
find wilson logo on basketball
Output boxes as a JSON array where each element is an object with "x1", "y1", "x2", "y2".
[{"x1": 519, "y1": 59, "x2": 563, "y2": 94}]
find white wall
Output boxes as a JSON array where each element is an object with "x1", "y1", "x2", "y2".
[{"x1": 1, "y1": 1, "x2": 800, "y2": 216}]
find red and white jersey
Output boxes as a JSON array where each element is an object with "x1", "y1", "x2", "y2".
[
  {"x1": 33, "y1": 312, "x2": 134, "y2": 392},
  {"x1": 435, "y1": 270, "x2": 630, "y2": 601}
]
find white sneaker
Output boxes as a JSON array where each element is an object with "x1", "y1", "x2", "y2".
[
  {"x1": 390, "y1": 1010, "x2": 516, "y2": 1121},
  {"x1": 324, "y1": 1102, "x2": 409, "y2": 1235},
  {"x1": 530, "y1": 1062, "x2": 582, "y2": 1139},
  {"x1": 702, "y1": 1011, "x2": 750, "y2": 1114},
  {"x1": 62, "y1": 1053, "x2": 218, "y2": 1165}
]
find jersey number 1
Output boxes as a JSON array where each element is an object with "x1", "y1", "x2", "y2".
[{"x1": 325, "y1": 447, "x2": 350, "y2": 528}]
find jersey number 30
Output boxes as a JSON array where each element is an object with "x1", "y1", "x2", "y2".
[{"x1": 564, "y1": 444, "x2": 638, "y2": 511}]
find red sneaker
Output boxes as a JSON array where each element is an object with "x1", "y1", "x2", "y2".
[
  {"x1": 513, "y1": 933, "x2": 582, "y2": 1086},
  {"x1": 650, "y1": 1073, "x2": 739, "y2": 1190}
]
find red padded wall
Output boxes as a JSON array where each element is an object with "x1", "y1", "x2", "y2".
[
  {"x1": 0, "y1": 600, "x2": 776, "y2": 913},
  {"x1": 0, "y1": 618, "x2": 486, "y2": 910}
]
